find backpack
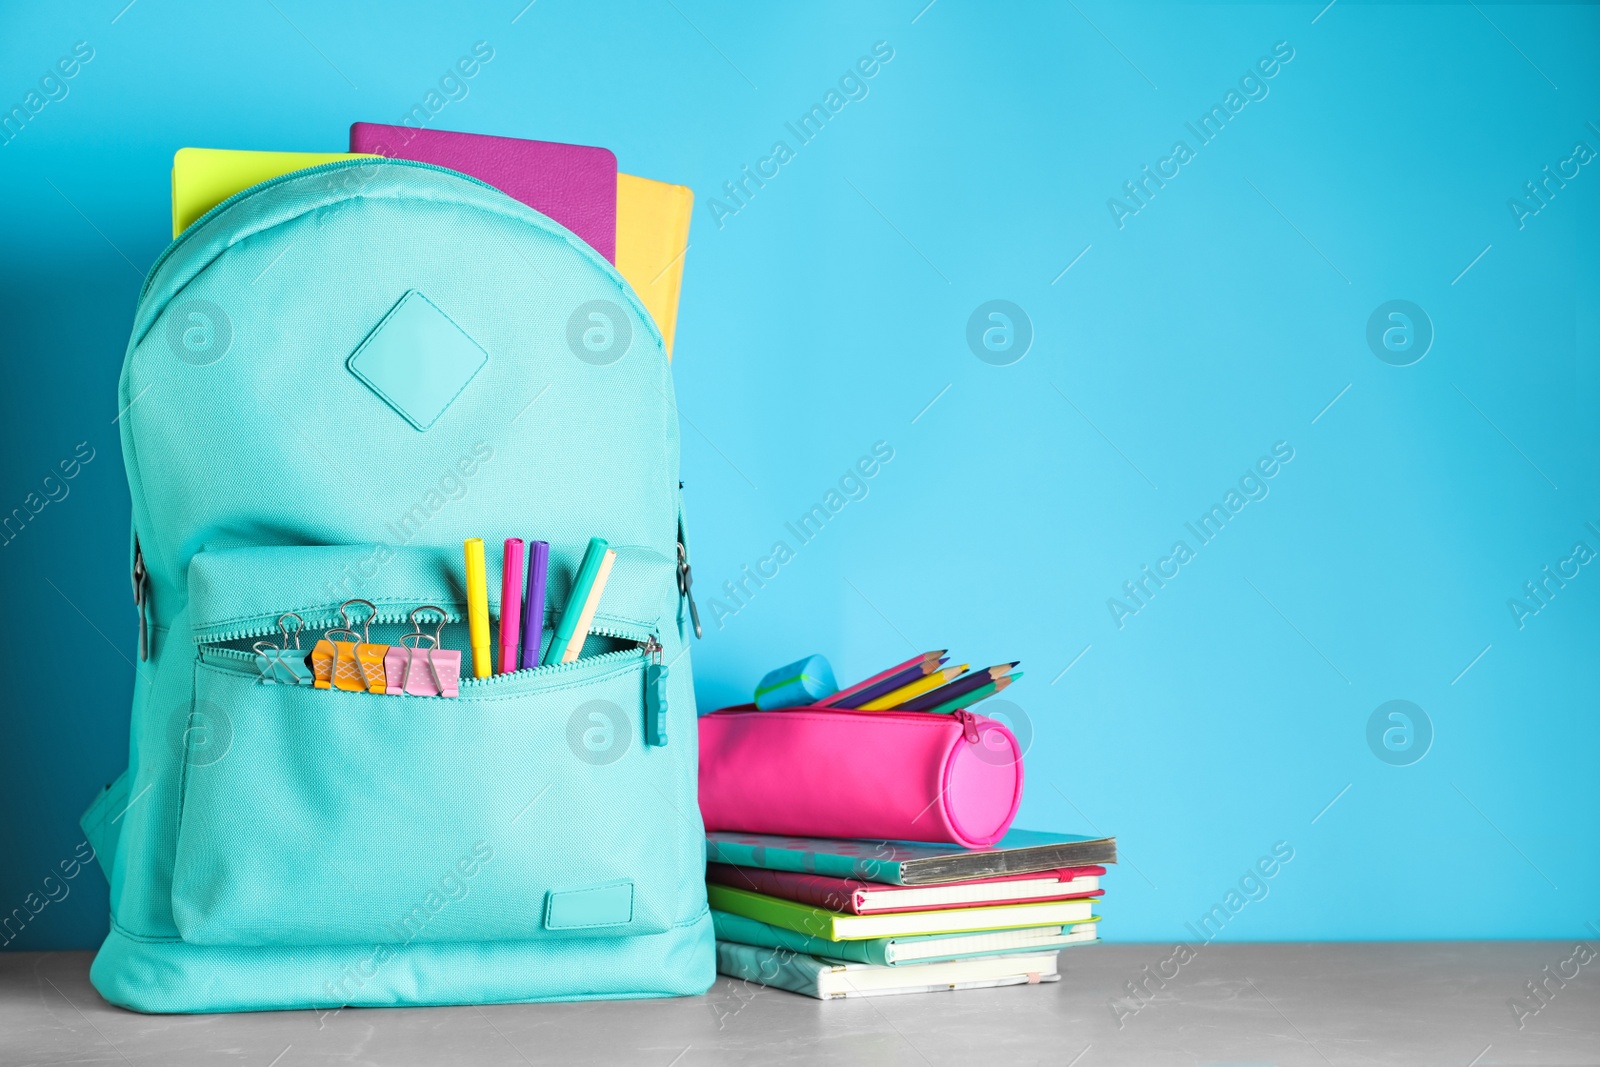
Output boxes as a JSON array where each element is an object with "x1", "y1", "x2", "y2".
[{"x1": 77, "y1": 158, "x2": 712, "y2": 1013}]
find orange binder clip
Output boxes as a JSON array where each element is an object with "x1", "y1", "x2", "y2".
[{"x1": 311, "y1": 599, "x2": 389, "y2": 693}]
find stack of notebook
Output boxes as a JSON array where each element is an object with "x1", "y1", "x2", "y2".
[
  {"x1": 168, "y1": 125, "x2": 693, "y2": 359},
  {"x1": 706, "y1": 828, "x2": 1116, "y2": 1000}
]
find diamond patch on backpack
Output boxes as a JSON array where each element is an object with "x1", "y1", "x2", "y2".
[{"x1": 347, "y1": 290, "x2": 488, "y2": 431}]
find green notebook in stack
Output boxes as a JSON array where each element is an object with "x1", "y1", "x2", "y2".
[
  {"x1": 712, "y1": 909, "x2": 1099, "y2": 966},
  {"x1": 706, "y1": 884, "x2": 1098, "y2": 941}
]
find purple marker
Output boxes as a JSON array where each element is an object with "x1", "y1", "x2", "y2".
[{"x1": 520, "y1": 540, "x2": 549, "y2": 667}]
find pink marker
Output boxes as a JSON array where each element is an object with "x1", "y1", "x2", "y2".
[{"x1": 499, "y1": 538, "x2": 525, "y2": 674}]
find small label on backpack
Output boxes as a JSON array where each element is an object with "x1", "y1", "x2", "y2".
[{"x1": 544, "y1": 881, "x2": 635, "y2": 930}]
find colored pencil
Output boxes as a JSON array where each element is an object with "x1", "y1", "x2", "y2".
[
  {"x1": 816, "y1": 651, "x2": 946, "y2": 707},
  {"x1": 921, "y1": 672, "x2": 1021, "y2": 716},
  {"x1": 901, "y1": 662, "x2": 1020, "y2": 712},
  {"x1": 857, "y1": 665, "x2": 968, "y2": 711},
  {"x1": 830, "y1": 656, "x2": 950, "y2": 709}
]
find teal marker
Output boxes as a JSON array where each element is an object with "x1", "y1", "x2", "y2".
[{"x1": 543, "y1": 537, "x2": 610, "y2": 666}]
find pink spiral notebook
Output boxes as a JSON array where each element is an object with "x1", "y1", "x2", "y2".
[{"x1": 349, "y1": 122, "x2": 618, "y2": 262}]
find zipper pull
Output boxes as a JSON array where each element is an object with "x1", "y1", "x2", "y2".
[
  {"x1": 953, "y1": 709, "x2": 980, "y2": 744},
  {"x1": 676, "y1": 541, "x2": 702, "y2": 640},
  {"x1": 643, "y1": 636, "x2": 669, "y2": 747},
  {"x1": 132, "y1": 538, "x2": 149, "y2": 661}
]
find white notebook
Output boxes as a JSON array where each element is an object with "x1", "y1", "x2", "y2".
[
  {"x1": 716, "y1": 943, "x2": 1060, "y2": 1000},
  {"x1": 889, "y1": 921, "x2": 1099, "y2": 964}
]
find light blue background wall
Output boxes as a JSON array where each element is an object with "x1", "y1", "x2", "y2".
[{"x1": 2, "y1": 1, "x2": 1595, "y2": 951}]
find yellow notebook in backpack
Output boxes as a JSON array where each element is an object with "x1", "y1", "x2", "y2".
[
  {"x1": 615, "y1": 173, "x2": 693, "y2": 360},
  {"x1": 171, "y1": 148, "x2": 375, "y2": 236}
]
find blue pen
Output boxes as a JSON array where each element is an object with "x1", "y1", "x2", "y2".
[{"x1": 520, "y1": 540, "x2": 549, "y2": 666}]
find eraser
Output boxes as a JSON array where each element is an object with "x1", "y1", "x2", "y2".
[{"x1": 754, "y1": 654, "x2": 838, "y2": 710}]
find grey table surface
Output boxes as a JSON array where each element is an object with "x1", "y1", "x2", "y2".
[{"x1": 3, "y1": 942, "x2": 1597, "y2": 1066}]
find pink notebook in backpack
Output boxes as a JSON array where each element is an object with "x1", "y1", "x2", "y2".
[{"x1": 349, "y1": 123, "x2": 618, "y2": 262}]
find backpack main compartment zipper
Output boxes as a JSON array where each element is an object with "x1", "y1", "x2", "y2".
[{"x1": 132, "y1": 537, "x2": 148, "y2": 661}]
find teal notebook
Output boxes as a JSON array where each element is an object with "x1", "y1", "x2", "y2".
[
  {"x1": 705, "y1": 829, "x2": 1116, "y2": 885},
  {"x1": 711, "y1": 909, "x2": 1099, "y2": 966}
]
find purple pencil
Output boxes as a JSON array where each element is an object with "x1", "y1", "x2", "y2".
[
  {"x1": 831, "y1": 656, "x2": 950, "y2": 709},
  {"x1": 900, "y1": 662, "x2": 1020, "y2": 712}
]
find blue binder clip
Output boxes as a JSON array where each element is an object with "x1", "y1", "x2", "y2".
[{"x1": 253, "y1": 612, "x2": 313, "y2": 684}]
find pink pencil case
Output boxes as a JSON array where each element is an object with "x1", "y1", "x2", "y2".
[{"x1": 698, "y1": 705, "x2": 1024, "y2": 848}]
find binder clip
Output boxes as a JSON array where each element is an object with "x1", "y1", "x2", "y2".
[
  {"x1": 252, "y1": 612, "x2": 312, "y2": 685},
  {"x1": 312, "y1": 599, "x2": 389, "y2": 693},
  {"x1": 382, "y1": 606, "x2": 461, "y2": 698}
]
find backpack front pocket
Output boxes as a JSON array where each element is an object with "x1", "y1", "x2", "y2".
[{"x1": 170, "y1": 542, "x2": 691, "y2": 948}]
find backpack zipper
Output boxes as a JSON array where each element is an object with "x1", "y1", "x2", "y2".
[
  {"x1": 676, "y1": 541, "x2": 701, "y2": 640},
  {"x1": 138, "y1": 158, "x2": 511, "y2": 306},
  {"x1": 203, "y1": 631, "x2": 660, "y2": 693},
  {"x1": 194, "y1": 608, "x2": 652, "y2": 649},
  {"x1": 643, "y1": 634, "x2": 669, "y2": 747},
  {"x1": 132, "y1": 537, "x2": 148, "y2": 661}
]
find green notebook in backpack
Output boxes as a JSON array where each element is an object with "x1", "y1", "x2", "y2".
[{"x1": 80, "y1": 158, "x2": 712, "y2": 1013}]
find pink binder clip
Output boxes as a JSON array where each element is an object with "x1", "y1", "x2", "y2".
[{"x1": 382, "y1": 606, "x2": 461, "y2": 698}]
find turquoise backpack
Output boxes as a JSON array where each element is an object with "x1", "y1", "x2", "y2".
[{"x1": 78, "y1": 159, "x2": 713, "y2": 1013}]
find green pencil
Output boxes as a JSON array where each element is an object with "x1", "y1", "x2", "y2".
[{"x1": 922, "y1": 672, "x2": 1020, "y2": 716}]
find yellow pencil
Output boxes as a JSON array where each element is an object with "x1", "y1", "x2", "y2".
[{"x1": 858, "y1": 665, "x2": 968, "y2": 711}]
